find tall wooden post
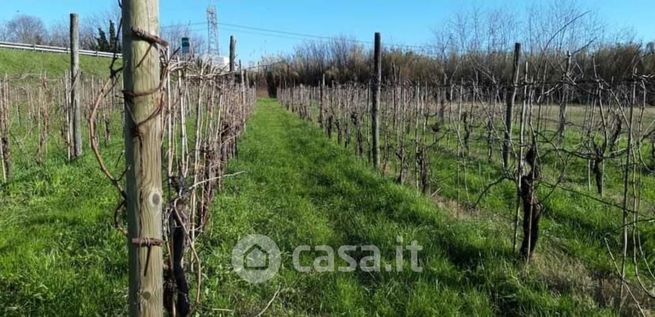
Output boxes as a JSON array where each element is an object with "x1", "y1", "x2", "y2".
[
  {"x1": 241, "y1": 67, "x2": 247, "y2": 132},
  {"x1": 229, "y1": 35, "x2": 236, "y2": 73},
  {"x1": 0, "y1": 78, "x2": 9, "y2": 182},
  {"x1": 371, "y1": 32, "x2": 381, "y2": 169},
  {"x1": 70, "y1": 13, "x2": 82, "y2": 158},
  {"x1": 557, "y1": 51, "x2": 572, "y2": 144},
  {"x1": 319, "y1": 73, "x2": 325, "y2": 129},
  {"x1": 502, "y1": 42, "x2": 521, "y2": 168},
  {"x1": 122, "y1": 0, "x2": 164, "y2": 316}
]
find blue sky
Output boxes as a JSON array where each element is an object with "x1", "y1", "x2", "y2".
[{"x1": 0, "y1": 0, "x2": 653, "y2": 65}]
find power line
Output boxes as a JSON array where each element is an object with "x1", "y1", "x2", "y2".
[
  {"x1": 164, "y1": 21, "x2": 368, "y2": 44},
  {"x1": 180, "y1": 26, "x2": 335, "y2": 43},
  {"x1": 162, "y1": 21, "x2": 434, "y2": 52},
  {"x1": 161, "y1": 22, "x2": 205, "y2": 29},
  {"x1": 222, "y1": 22, "x2": 371, "y2": 44},
  {"x1": 176, "y1": 26, "x2": 439, "y2": 58}
]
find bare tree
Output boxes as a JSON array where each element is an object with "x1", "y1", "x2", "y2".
[
  {"x1": 0, "y1": 24, "x2": 7, "y2": 41},
  {"x1": 48, "y1": 19, "x2": 69, "y2": 47},
  {"x1": 4, "y1": 15, "x2": 48, "y2": 44}
]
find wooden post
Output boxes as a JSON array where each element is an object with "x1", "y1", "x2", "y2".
[
  {"x1": 122, "y1": 0, "x2": 164, "y2": 316},
  {"x1": 557, "y1": 51, "x2": 572, "y2": 144},
  {"x1": 241, "y1": 67, "x2": 247, "y2": 132},
  {"x1": 371, "y1": 32, "x2": 381, "y2": 169},
  {"x1": 513, "y1": 60, "x2": 529, "y2": 252},
  {"x1": 229, "y1": 35, "x2": 236, "y2": 73},
  {"x1": 502, "y1": 42, "x2": 520, "y2": 168},
  {"x1": 0, "y1": 77, "x2": 9, "y2": 182},
  {"x1": 319, "y1": 73, "x2": 325, "y2": 129},
  {"x1": 70, "y1": 13, "x2": 82, "y2": 158}
]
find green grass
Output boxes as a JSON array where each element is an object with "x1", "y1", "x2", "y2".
[
  {"x1": 0, "y1": 127, "x2": 127, "y2": 315},
  {"x1": 0, "y1": 97, "x2": 625, "y2": 315},
  {"x1": 0, "y1": 79, "x2": 127, "y2": 315},
  {"x1": 0, "y1": 48, "x2": 117, "y2": 77},
  {"x1": 298, "y1": 97, "x2": 655, "y2": 299},
  {"x1": 286, "y1": 96, "x2": 655, "y2": 313},
  {"x1": 197, "y1": 98, "x2": 614, "y2": 316}
]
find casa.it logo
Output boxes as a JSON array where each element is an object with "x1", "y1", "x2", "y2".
[
  {"x1": 232, "y1": 234, "x2": 424, "y2": 284},
  {"x1": 231, "y1": 234, "x2": 282, "y2": 284}
]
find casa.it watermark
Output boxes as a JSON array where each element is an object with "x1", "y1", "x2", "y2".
[{"x1": 232, "y1": 234, "x2": 422, "y2": 284}]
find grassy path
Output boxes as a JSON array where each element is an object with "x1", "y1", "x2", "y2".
[{"x1": 199, "y1": 98, "x2": 612, "y2": 316}]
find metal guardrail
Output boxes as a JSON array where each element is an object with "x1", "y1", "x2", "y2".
[{"x1": 0, "y1": 41, "x2": 122, "y2": 58}]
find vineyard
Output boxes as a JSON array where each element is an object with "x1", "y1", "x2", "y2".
[
  {"x1": 1, "y1": 0, "x2": 655, "y2": 316},
  {"x1": 274, "y1": 46, "x2": 655, "y2": 314},
  {"x1": 0, "y1": 6, "x2": 257, "y2": 313}
]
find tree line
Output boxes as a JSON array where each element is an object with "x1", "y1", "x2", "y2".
[
  {"x1": 260, "y1": 3, "x2": 655, "y2": 98},
  {"x1": 0, "y1": 13, "x2": 120, "y2": 52},
  {"x1": 0, "y1": 12, "x2": 205, "y2": 54}
]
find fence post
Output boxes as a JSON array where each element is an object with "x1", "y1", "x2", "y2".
[
  {"x1": 70, "y1": 13, "x2": 82, "y2": 158},
  {"x1": 121, "y1": 0, "x2": 164, "y2": 315},
  {"x1": 558, "y1": 50, "x2": 572, "y2": 144},
  {"x1": 319, "y1": 73, "x2": 325, "y2": 129},
  {"x1": 371, "y1": 32, "x2": 381, "y2": 169},
  {"x1": 502, "y1": 42, "x2": 521, "y2": 168}
]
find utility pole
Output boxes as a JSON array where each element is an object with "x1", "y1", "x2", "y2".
[
  {"x1": 122, "y1": 0, "x2": 164, "y2": 316},
  {"x1": 371, "y1": 32, "x2": 382, "y2": 169},
  {"x1": 70, "y1": 13, "x2": 82, "y2": 159},
  {"x1": 503, "y1": 42, "x2": 521, "y2": 168}
]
